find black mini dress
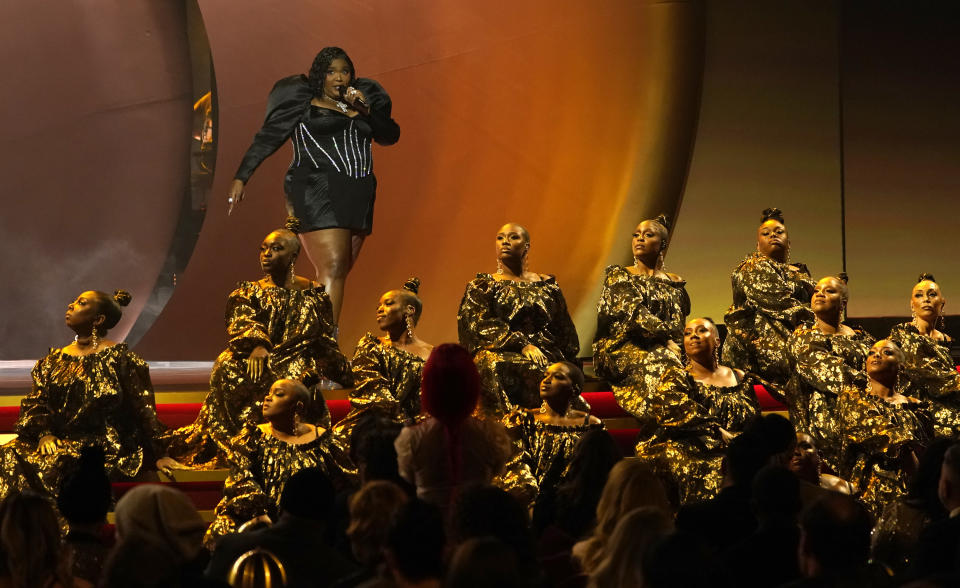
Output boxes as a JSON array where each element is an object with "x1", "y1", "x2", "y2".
[{"x1": 234, "y1": 75, "x2": 400, "y2": 234}]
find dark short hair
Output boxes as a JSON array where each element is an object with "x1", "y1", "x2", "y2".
[
  {"x1": 279, "y1": 467, "x2": 334, "y2": 521},
  {"x1": 386, "y1": 499, "x2": 445, "y2": 581},
  {"x1": 800, "y1": 494, "x2": 872, "y2": 571}
]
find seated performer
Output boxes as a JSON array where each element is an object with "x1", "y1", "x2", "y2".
[
  {"x1": 722, "y1": 208, "x2": 815, "y2": 385},
  {"x1": 836, "y1": 339, "x2": 931, "y2": 518},
  {"x1": 635, "y1": 317, "x2": 760, "y2": 505},
  {"x1": 788, "y1": 432, "x2": 854, "y2": 495},
  {"x1": 0, "y1": 290, "x2": 165, "y2": 499},
  {"x1": 501, "y1": 362, "x2": 602, "y2": 498},
  {"x1": 593, "y1": 215, "x2": 689, "y2": 420},
  {"x1": 333, "y1": 278, "x2": 432, "y2": 442},
  {"x1": 205, "y1": 377, "x2": 353, "y2": 545},
  {"x1": 787, "y1": 275, "x2": 874, "y2": 467},
  {"x1": 163, "y1": 228, "x2": 347, "y2": 467},
  {"x1": 889, "y1": 273, "x2": 960, "y2": 439},
  {"x1": 458, "y1": 223, "x2": 580, "y2": 418}
]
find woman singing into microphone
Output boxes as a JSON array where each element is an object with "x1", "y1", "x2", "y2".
[{"x1": 228, "y1": 47, "x2": 400, "y2": 324}]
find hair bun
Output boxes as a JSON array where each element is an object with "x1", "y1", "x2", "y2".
[
  {"x1": 761, "y1": 207, "x2": 785, "y2": 223},
  {"x1": 284, "y1": 216, "x2": 302, "y2": 234},
  {"x1": 918, "y1": 272, "x2": 937, "y2": 283},
  {"x1": 113, "y1": 290, "x2": 132, "y2": 307},
  {"x1": 838, "y1": 272, "x2": 849, "y2": 284},
  {"x1": 653, "y1": 214, "x2": 671, "y2": 231},
  {"x1": 402, "y1": 277, "x2": 421, "y2": 295},
  {"x1": 300, "y1": 370, "x2": 321, "y2": 389}
]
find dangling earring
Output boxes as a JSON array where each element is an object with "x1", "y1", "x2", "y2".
[
  {"x1": 405, "y1": 314, "x2": 415, "y2": 339},
  {"x1": 840, "y1": 300, "x2": 847, "y2": 323},
  {"x1": 89, "y1": 327, "x2": 100, "y2": 350},
  {"x1": 496, "y1": 258, "x2": 504, "y2": 275},
  {"x1": 633, "y1": 255, "x2": 641, "y2": 269},
  {"x1": 539, "y1": 400, "x2": 549, "y2": 414},
  {"x1": 657, "y1": 249, "x2": 665, "y2": 271},
  {"x1": 712, "y1": 345, "x2": 720, "y2": 370},
  {"x1": 894, "y1": 368, "x2": 903, "y2": 395},
  {"x1": 293, "y1": 411, "x2": 303, "y2": 435},
  {"x1": 287, "y1": 261, "x2": 296, "y2": 288}
]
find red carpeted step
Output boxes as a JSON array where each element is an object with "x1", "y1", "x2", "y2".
[
  {"x1": 0, "y1": 406, "x2": 17, "y2": 432},
  {"x1": 155, "y1": 399, "x2": 353, "y2": 427},
  {"x1": 581, "y1": 391, "x2": 631, "y2": 419},
  {"x1": 112, "y1": 481, "x2": 224, "y2": 510},
  {"x1": 753, "y1": 384, "x2": 787, "y2": 412}
]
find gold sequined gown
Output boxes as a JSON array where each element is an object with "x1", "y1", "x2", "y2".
[
  {"x1": 0, "y1": 345, "x2": 165, "y2": 499},
  {"x1": 634, "y1": 366, "x2": 761, "y2": 505},
  {"x1": 458, "y1": 273, "x2": 580, "y2": 418},
  {"x1": 592, "y1": 266, "x2": 689, "y2": 419},
  {"x1": 722, "y1": 253, "x2": 815, "y2": 386},
  {"x1": 787, "y1": 324, "x2": 875, "y2": 467},
  {"x1": 836, "y1": 386, "x2": 930, "y2": 518},
  {"x1": 333, "y1": 333, "x2": 425, "y2": 442},
  {"x1": 498, "y1": 408, "x2": 603, "y2": 507},
  {"x1": 205, "y1": 424, "x2": 354, "y2": 545},
  {"x1": 164, "y1": 281, "x2": 348, "y2": 467},
  {"x1": 889, "y1": 323, "x2": 960, "y2": 438}
]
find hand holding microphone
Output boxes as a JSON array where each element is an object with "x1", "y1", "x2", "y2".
[{"x1": 339, "y1": 86, "x2": 369, "y2": 115}]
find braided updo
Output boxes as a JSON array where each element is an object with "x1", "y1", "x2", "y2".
[{"x1": 760, "y1": 207, "x2": 786, "y2": 224}]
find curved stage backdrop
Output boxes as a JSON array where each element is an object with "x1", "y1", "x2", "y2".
[{"x1": 1, "y1": 0, "x2": 958, "y2": 361}]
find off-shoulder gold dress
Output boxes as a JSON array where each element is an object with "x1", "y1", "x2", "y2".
[
  {"x1": 787, "y1": 324, "x2": 875, "y2": 467},
  {"x1": 333, "y1": 333, "x2": 425, "y2": 442},
  {"x1": 164, "y1": 281, "x2": 348, "y2": 467},
  {"x1": 836, "y1": 386, "x2": 930, "y2": 518},
  {"x1": 593, "y1": 265, "x2": 689, "y2": 419},
  {"x1": 634, "y1": 366, "x2": 761, "y2": 505},
  {"x1": 205, "y1": 424, "x2": 354, "y2": 545},
  {"x1": 889, "y1": 323, "x2": 960, "y2": 438},
  {"x1": 497, "y1": 409, "x2": 603, "y2": 507},
  {"x1": 722, "y1": 253, "x2": 815, "y2": 386},
  {"x1": 0, "y1": 345, "x2": 165, "y2": 499},
  {"x1": 458, "y1": 273, "x2": 580, "y2": 418}
]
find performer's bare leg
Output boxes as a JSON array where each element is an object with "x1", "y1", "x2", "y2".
[{"x1": 299, "y1": 228, "x2": 365, "y2": 324}]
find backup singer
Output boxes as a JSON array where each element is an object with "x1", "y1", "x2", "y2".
[
  {"x1": 163, "y1": 229, "x2": 346, "y2": 468},
  {"x1": 722, "y1": 208, "x2": 815, "y2": 385},
  {"x1": 0, "y1": 290, "x2": 165, "y2": 499},
  {"x1": 228, "y1": 46, "x2": 400, "y2": 323}
]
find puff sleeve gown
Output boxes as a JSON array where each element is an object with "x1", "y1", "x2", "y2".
[
  {"x1": 633, "y1": 366, "x2": 761, "y2": 505},
  {"x1": 592, "y1": 265, "x2": 689, "y2": 420},
  {"x1": 787, "y1": 324, "x2": 875, "y2": 468},
  {"x1": 332, "y1": 333, "x2": 426, "y2": 443},
  {"x1": 836, "y1": 386, "x2": 930, "y2": 518},
  {"x1": 0, "y1": 345, "x2": 165, "y2": 499},
  {"x1": 163, "y1": 282, "x2": 348, "y2": 467},
  {"x1": 233, "y1": 75, "x2": 399, "y2": 235},
  {"x1": 458, "y1": 274, "x2": 581, "y2": 419},
  {"x1": 204, "y1": 424, "x2": 354, "y2": 546},
  {"x1": 721, "y1": 252, "x2": 815, "y2": 386},
  {"x1": 498, "y1": 409, "x2": 603, "y2": 508},
  {"x1": 889, "y1": 323, "x2": 960, "y2": 439}
]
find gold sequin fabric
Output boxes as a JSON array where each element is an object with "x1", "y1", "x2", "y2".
[
  {"x1": 164, "y1": 282, "x2": 347, "y2": 467},
  {"x1": 889, "y1": 322, "x2": 960, "y2": 438},
  {"x1": 497, "y1": 409, "x2": 602, "y2": 508},
  {"x1": 722, "y1": 253, "x2": 815, "y2": 386},
  {"x1": 836, "y1": 385, "x2": 930, "y2": 518},
  {"x1": 333, "y1": 333, "x2": 426, "y2": 443},
  {"x1": 787, "y1": 324, "x2": 875, "y2": 468},
  {"x1": 458, "y1": 273, "x2": 580, "y2": 418},
  {"x1": 205, "y1": 424, "x2": 355, "y2": 546},
  {"x1": 0, "y1": 345, "x2": 165, "y2": 499},
  {"x1": 592, "y1": 265, "x2": 689, "y2": 420},
  {"x1": 633, "y1": 366, "x2": 759, "y2": 505}
]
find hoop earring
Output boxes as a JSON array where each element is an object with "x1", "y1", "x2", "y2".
[{"x1": 405, "y1": 315, "x2": 415, "y2": 339}]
